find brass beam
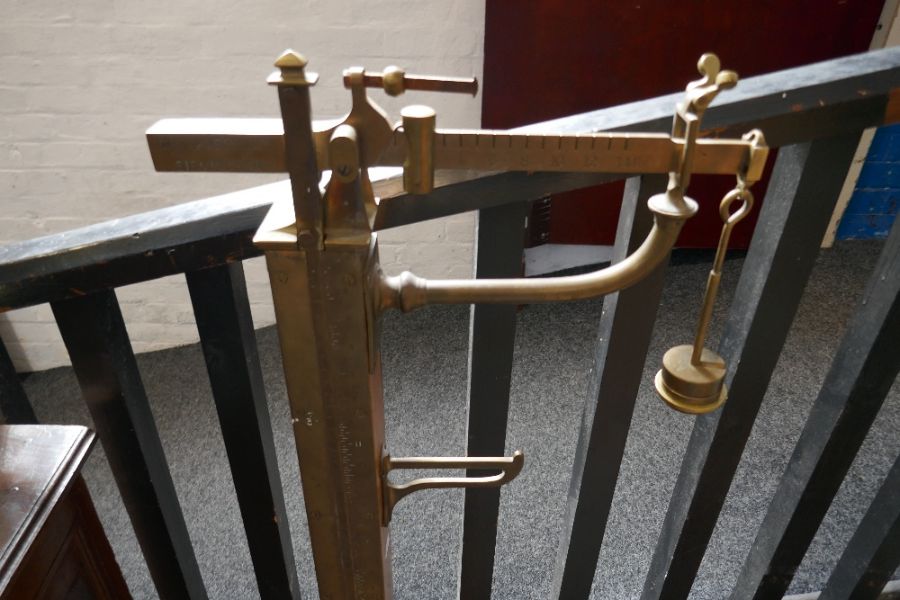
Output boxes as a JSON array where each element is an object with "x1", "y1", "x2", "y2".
[{"x1": 148, "y1": 120, "x2": 761, "y2": 179}]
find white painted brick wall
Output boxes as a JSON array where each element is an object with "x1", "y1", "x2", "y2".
[{"x1": 0, "y1": 0, "x2": 484, "y2": 372}]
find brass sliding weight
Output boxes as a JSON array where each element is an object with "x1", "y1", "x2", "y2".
[{"x1": 655, "y1": 171, "x2": 756, "y2": 414}]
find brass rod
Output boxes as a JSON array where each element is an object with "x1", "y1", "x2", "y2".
[
  {"x1": 689, "y1": 188, "x2": 753, "y2": 365},
  {"x1": 676, "y1": 115, "x2": 700, "y2": 191},
  {"x1": 385, "y1": 453, "x2": 522, "y2": 471},
  {"x1": 690, "y1": 264, "x2": 724, "y2": 365},
  {"x1": 269, "y1": 51, "x2": 323, "y2": 249},
  {"x1": 345, "y1": 70, "x2": 478, "y2": 96}
]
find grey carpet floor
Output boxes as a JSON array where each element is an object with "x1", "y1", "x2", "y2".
[{"x1": 20, "y1": 240, "x2": 899, "y2": 599}]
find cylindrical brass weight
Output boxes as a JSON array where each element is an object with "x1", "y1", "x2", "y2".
[
  {"x1": 401, "y1": 105, "x2": 436, "y2": 195},
  {"x1": 655, "y1": 344, "x2": 727, "y2": 414}
]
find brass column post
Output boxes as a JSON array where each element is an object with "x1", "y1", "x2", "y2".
[
  {"x1": 256, "y1": 56, "x2": 392, "y2": 599},
  {"x1": 259, "y1": 236, "x2": 391, "y2": 599}
]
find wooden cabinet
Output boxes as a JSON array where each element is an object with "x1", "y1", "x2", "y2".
[{"x1": 0, "y1": 425, "x2": 130, "y2": 599}]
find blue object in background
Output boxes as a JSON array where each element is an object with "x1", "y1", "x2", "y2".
[{"x1": 837, "y1": 123, "x2": 900, "y2": 240}]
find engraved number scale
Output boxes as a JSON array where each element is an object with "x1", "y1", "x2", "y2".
[{"x1": 145, "y1": 50, "x2": 768, "y2": 600}]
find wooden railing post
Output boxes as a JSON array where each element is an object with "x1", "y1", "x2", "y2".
[
  {"x1": 818, "y1": 453, "x2": 900, "y2": 600},
  {"x1": 52, "y1": 290, "x2": 207, "y2": 600},
  {"x1": 186, "y1": 263, "x2": 301, "y2": 600},
  {"x1": 730, "y1": 201, "x2": 900, "y2": 600},
  {"x1": 458, "y1": 201, "x2": 528, "y2": 599},
  {"x1": 551, "y1": 174, "x2": 668, "y2": 599},
  {"x1": 0, "y1": 337, "x2": 37, "y2": 424}
]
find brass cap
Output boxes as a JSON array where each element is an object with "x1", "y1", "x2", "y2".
[
  {"x1": 268, "y1": 49, "x2": 319, "y2": 86},
  {"x1": 274, "y1": 49, "x2": 308, "y2": 69},
  {"x1": 654, "y1": 344, "x2": 727, "y2": 414}
]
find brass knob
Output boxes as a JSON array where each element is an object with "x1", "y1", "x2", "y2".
[
  {"x1": 267, "y1": 49, "x2": 319, "y2": 86},
  {"x1": 401, "y1": 105, "x2": 436, "y2": 194}
]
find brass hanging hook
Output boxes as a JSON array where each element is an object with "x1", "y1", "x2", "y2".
[{"x1": 689, "y1": 182, "x2": 753, "y2": 364}]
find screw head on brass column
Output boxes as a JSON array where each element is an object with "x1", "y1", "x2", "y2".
[
  {"x1": 268, "y1": 49, "x2": 319, "y2": 86},
  {"x1": 654, "y1": 344, "x2": 727, "y2": 414}
]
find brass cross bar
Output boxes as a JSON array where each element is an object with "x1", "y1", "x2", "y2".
[{"x1": 147, "y1": 119, "x2": 762, "y2": 180}]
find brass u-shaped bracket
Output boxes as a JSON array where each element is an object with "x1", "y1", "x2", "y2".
[{"x1": 382, "y1": 451, "x2": 524, "y2": 523}]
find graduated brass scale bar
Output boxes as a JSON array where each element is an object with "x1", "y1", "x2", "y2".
[{"x1": 147, "y1": 118, "x2": 763, "y2": 180}]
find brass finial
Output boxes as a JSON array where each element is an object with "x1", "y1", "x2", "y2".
[
  {"x1": 275, "y1": 49, "x2": 308, "y2": 69},
  {"x1": 684, "y1": 53, "x2": 738, "y2": 115},
  {"x1": 268, "y1": 49, "x2": 319, "y2": 86}
]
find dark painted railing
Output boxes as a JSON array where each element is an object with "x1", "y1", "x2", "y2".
[{"x1": 1, "y1": 47, "x2": 900, "y2": 599}]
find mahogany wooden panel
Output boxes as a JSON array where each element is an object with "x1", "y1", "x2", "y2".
[{"x1": 483, "y1": 0, "x2": 884, "y2": 247}]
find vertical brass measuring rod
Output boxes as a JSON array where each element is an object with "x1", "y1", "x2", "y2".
[{"x1": 146, "y1": 50, "x2": 767, "y2": 600}]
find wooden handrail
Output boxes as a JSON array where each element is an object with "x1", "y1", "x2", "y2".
[{"x1": 2, "y1": 47, "x2": 900, "y2": 311}]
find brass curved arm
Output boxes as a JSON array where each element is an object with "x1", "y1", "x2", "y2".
[{"x1": 379, "y1": 190, "x2": 697, "y2": 312}]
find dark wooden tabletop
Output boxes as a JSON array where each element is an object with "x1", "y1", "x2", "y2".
[{"x1": 0, "y1": 425, "x2": 95, "y2": 591}]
